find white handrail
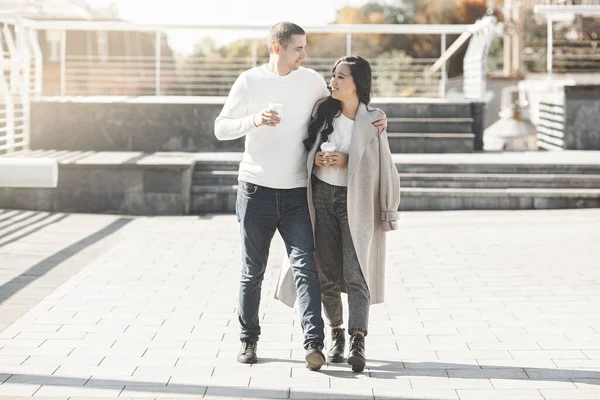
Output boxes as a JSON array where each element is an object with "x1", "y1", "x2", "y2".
[
  {"x1": 534, "y1": 5, "x2": 600, "y2": 16},
  {"x1": 30, "y1": 20, "x2": 472, "y2": 35},
  {"x1": 427, "y1": 16, "x2": 496, "y2": 77}
]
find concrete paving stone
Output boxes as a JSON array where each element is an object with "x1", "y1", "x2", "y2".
[
  {"x1": 33, "y1": 385, "x2": 124, "y2": 397},
  {"x1": 403, "y1": 362, "x2": 481, "y2": 370},
  {"x1": 0, "y1": 355, "x2": 29, "y2": 365},
  {"x1": 447, "y1": 368, "x2": 528, "y2": 379},
  {"x1": 68, "y1": 347, "x2": 145, "y2": 358},
  {"x1": 478, "y1": 359, "x2": 559, "y2": 369},
  {"x1": 290, "y1": 387, "x2": 373, "y2": 399},
  {"x1": 14, "y1": 331, "x2": 87, "y2": 340},
  {"x1": 400, "y1": 342, "x2": 470, "y2": 351},
  {"x1": 583, "y1": 350, "x2": 600, "y2": 359},
  {"x1": 175, "y1": 357, "x2": 246, "y2": 368},
  {"x1": 23, "y1": 356, "x2": 103, "y2": 366},
  {"x1": 573, "y1": 379, "x2": 600, "y2": 389},
  {"x1": 525, "y1": 368, "x2": 600, "y2": 379},
  {"x1": 5, "y1": 374, "x2": 88, "y2": 387},
  {"x1": 455, "y1": 389, "x2": 544, "y2": 399},
  {"x1": 0, "y1": 383, "x2": 41, "y2": 396},
  {"x1": 428, "y1": 334, "x2": 499, "y2": 343},
  {"x1": 0, "y1": 365, "x2": 59, "y2": 376},
  {"x1": 0, "y1": 346, "x2": 73, "y2": 357},
  {"x1": 86, "y1": 376, "x2": 168, "y2": 387},
  {"x1": 120, "y1": 385, "x2": 207, "y2": 397},
  {"x1": 53, "y1": 366, "x2": 136, "y2": 378},
  {"x1": 212, "y1": 366, "x2": 291, "y2": 379},
  {"x1": 553, "y1": 360, "x2": 600, "y2": 369},
  {"x1": 114, "y1": 340, "x2": 186, "y2": 350},
  {"x1": 490, "y1": 378, "x2": 576, "y2": 389},
  {"x1": 510, "y1": 350, "x2": 588, "y2": 359},
  {"x1": 373, "y1": 389, "x2": 459, "y2": 400},
  {"x1": 410, "y1": 377, "x2": 493, "y2": 390},
  {"x1": 1, "y1": 209, "x2": 600, "y2": 398},
  {"x1": 0, "y1": 339, "x2": 44, "y2": 348},
  {"x1": 168, "y1": 376, "x2": 250, "y2": 388},
  {"x1": 205, "y1": 386, "x2": 287, "y2": 399},
  {"x1": 248, "y1": 377, "x2": 329, "y2": 389},
  {"x1": 437, "y1": 350, "x2": 513, "y2": 360},
  {"x1": 98, "y1": 356, "x2": 178, "y2": 368},
  {"x1": 467, "y1": 342, "x2": 541, "y2": 351},
  {"x1": 540, "y1": 389, "x2": 600, "y2": 399},
  {"x1": 342, "y1": 375, "x2": 411, "y2": 390},
  {"x1": 371, "y1": 369, "x2": 448, "y2": 378}
]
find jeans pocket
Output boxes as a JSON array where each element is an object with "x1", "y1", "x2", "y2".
[{"x1": 239, "y1": 181, "x2": 258, "y2": 197}]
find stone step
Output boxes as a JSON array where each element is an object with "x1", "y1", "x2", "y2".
[
  {"x1": 373, "y1": 102, "x2": 473, "y2": 118},
  {"x1": 193, "y1": 162, "x2": 600, "y2": 176},
  {"x1": 396, "y1": 163, "x2": 600, "y2": 175},
  {"x1": 400, "y1": 188, "x2": 600, "y2": 210},
  {"x1": 387, "y1": 133, "x2": 474, "y2": 153},
  {"x1": 192, "y1": 172, "x2": 600, "y2": 189},
  {"x1": 190, "y1": 185, "x2": 237, "y2": 214},
  {"x1": 189, "y1": 185, "x2": 600, "y2": 213},
  {"x1": 399, "y1": 173, "x2": 600, "y2": 189},
  {"x1": 387, "y1": 117, "x2": 473, "y2": 134},
  {"x1": 193, "y1": 171, "x2": 239, "y2": 185}
]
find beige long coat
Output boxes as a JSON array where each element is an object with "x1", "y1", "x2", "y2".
[{"x1": 275, "y1": 102, "x2": 401, "y2": 307}]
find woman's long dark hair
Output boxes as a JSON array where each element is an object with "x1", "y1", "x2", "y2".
[{"x1": 303, "y1": 55, "x2": 373, "y2": 151}]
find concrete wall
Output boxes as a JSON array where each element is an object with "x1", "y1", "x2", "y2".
[
  {"x1": 0, "y1": 153, "x2": 194, "y2": 215},
  {"x1": 565, "y1": 85, "x2": 600, "y2": 150},
  {"x1": 30, "y1": 97, "x2": 486, "y2": 153},
  {"x1": 31, "y1": 97, "x2": 245, "y2": 152}
]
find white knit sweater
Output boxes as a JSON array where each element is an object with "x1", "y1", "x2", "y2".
[{"x1": 214, "y1": 65, "x2": 329, "y2": 189}]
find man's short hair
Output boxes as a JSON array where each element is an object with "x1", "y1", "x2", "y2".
[{"x1": 267, "y1": 22, "x2": 305, "y2": 53}]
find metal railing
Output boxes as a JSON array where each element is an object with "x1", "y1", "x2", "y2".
[
  {"x1": 0, "y1": 15, "x2": 498, "y2": 154},
  {"x1": 537, "y1": 99, "x2": 565, "y2": 150},
  {"x1": 534, "y1": 4, "x2": 600, "y2": 79},
  {"x1": 426, "y1": 15, "x2": 497, "y2": 100},
  {"x1": 0, "y1": 12, "x2": 37, "y2": 154},
  {"x1": 25, "y1": 20, "x2": 496, "y2": 99}
]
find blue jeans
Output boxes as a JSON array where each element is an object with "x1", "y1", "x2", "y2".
[{"x1": 235, "y1": 180, "x2": 325, "y2": 348}]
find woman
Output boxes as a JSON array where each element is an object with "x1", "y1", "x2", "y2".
[{"x1": 303, "y1": 55, "x2": 401, "y2": 372}]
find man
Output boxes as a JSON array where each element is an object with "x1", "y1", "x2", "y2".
[{"x1": 214, "y1": 22, "x2": 329, "y2": 371}]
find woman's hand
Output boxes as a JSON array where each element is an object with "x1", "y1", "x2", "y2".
[
  {"x1": 372, "y1": 111, "x2": 388, "y2": 134},
  {"x1": 315, "y1": 151, "x2": 348, "y2": 168}
]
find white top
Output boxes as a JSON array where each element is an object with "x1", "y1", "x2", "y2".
[
  {"x1": 314, "y1": 113, "x2": 354, "y2": 187},
  {"x1": 214, "y1": 65, "x2": 329, "y2": 189}
]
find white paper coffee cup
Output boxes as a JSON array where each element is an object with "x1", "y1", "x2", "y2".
[
  {"x1": 268, "y1": 103, "x2": 283, "y2": 118},
  {"x1": 320, "y1": 142, "x2": 336, "y2": 153}
]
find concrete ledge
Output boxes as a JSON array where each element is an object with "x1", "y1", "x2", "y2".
[
  {"x1": 191, "y1": 185, "x2": 600, "y2": 213},
  {"x1": 0, "y1": 151, "x2": 195, "y2": 215}
]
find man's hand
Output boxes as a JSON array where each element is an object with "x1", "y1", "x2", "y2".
[
  {"x1": 372, "y1": 110, "x2": 388, "y2": 134},
  {"x1": 253, "y1": 109, "x2": 281, "y2": 127},
  {"x1": 315, "y1": 151, "x2": 348, "y2": 168}
]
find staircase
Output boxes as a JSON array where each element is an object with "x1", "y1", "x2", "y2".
[
  {"x1": 190, "y1": 152, "x2": 600, "y2": 214},
  {"x1": 374, "y1": 102, "x2": 477, "y2": 153}
]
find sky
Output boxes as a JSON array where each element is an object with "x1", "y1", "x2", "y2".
[{"x1": 85, "y1": 0, "x2": 390, "y2": 53}]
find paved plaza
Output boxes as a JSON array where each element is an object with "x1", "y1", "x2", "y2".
[{"x1": 1, "y1": 208, "x2": 600, "y2": 399}]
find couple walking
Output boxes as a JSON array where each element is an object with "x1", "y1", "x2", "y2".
[{"x1": 214, "y1": 21, "x2": 401, "y2": 372}]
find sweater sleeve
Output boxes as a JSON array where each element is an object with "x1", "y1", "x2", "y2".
[
  {"x1": 379, "y1": 127, "x2": 401, "y2": 232},
  {"x1": 214, "y1": 73, "x2": 259, "y2": 141}
]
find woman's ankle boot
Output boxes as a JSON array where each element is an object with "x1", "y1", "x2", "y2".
[
  {"x1": 327, "y1": 327, "x2": 345, "y2": 363},
  {"x1": 347, "y1": 333, "x2": 366, "y2": 372}
]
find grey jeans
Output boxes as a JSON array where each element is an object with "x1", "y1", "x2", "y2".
[{"x1": 312, "y1": 176, "x2": 370, "y2": 336}]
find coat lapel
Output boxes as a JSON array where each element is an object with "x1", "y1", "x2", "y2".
[{"x1": 347, "y1": 103, "x2": 379, "y2": 179}]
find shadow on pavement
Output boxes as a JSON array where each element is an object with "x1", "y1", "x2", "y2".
[{"x1": 0, "y1": 217, "x2": 132, "y2": 305}]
